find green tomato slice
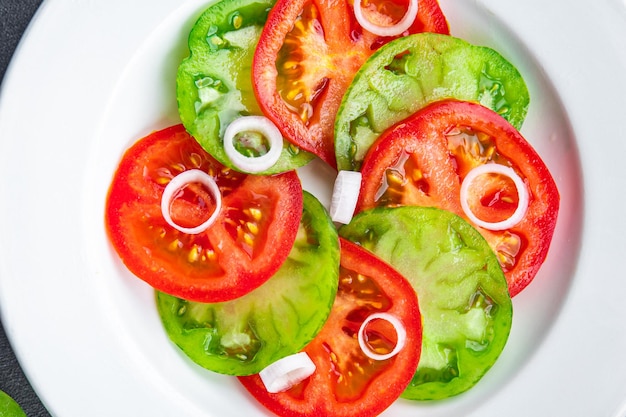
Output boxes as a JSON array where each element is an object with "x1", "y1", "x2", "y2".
[
  {"x1": 335, "y1": 32, "x2": 530, "y2": 171},
  {"x1": 339, "y1": 206, "x2": 512, "y2": 400},
  {"x1": 156, "y1": 191, "x2": 339, "y2": 376},
  {"x1": 0, "y1": 391, "x2": 27, "y2": 417},
  {"x1": 176, "y1": 0, "x2": 314, "y2": 174}
]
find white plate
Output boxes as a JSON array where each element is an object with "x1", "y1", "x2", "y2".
[{"x1": 1, "y1": 0, "x2": 625, "y2": 416}]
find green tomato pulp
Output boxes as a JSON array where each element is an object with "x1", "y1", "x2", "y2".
[
  {"x1": 339, "y1": 206, "x2": 513, "y2": 400},
  {"x1": 176, "y1": 0, "x2": 313, "y2": 174},
  {"x1": 334, "y1": 32, "x2": 530, "y2": 171},
  {"x1": 0, "y1": 391, "x2": 27, "y2": 417},
  {"x1": 157, "y1": 191, "x2": 340, "y2": 376}
]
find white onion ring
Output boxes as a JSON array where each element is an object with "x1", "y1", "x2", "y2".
[
  {"x1": 160, "y1": 169, "x2": 222, "y2": 235},
  {"x1": 223, "y1": 116, "x2": 283, "y2": 173},
  {"x1": 358, "y1": 312, "x2": 407, "y2": 361},
  {"x1": 460, "y1": 163, "x2": 529, "y2": 231},
  {"x1": 330, "y1": 170, "x2": 362, "y2": 224},
  {"x1": 259, "y1": 352, "x2": 316, "y2": 393},
  {"x1": 354, "y1": 0, "x2": 419, "y2": 37}
]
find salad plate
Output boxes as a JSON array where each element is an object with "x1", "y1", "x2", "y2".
[{"x1": 1, "y1": 0, "x2": 625, "y2": 416}]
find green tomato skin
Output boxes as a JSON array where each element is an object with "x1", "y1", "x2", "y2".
[
  {"x1": 0, "y1": 391, "x2": 27, "y2": 417},
  {"x1": 334, "y1": 33, "x2": 530, "y2": 171},
  {"x1": 157, "y1": 191, "x2": 340, "y2": 376},
  {"x1": 339, "y1": 206, "x2": 513, "y2": 400},
  {"x1": 176, "y1": 0, "x2": 314, "y2": 174}
]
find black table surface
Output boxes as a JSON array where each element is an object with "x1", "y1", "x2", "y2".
[{"x1": 1, "y1": 1, "x2": 52, "y2": 416}]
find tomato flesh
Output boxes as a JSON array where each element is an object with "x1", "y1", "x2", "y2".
[
  {"x1": 238, "y1": 238, "x2": 422, "y2": 416},
  {"x1": 253, "y1": 0, "x2": 449, "y2": 167},
  {"x1": 105, "y1": 124, "x2": 303, "y2": 303},
  {"x1": 358, "y1": 100, "x2": 560, "y2": 297}
]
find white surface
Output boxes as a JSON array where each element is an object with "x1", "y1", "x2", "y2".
[{"x1": 0, "y1": 0, "x2": 624, "y2": 416}]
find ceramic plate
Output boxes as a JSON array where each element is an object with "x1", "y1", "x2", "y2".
[{"x1": 1, "y1": 0, "x2": 626, "y2": 416}]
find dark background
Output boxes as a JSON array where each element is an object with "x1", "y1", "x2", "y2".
[{"x1": 1, "y1": 0, "x2": 52, "y2": 416}]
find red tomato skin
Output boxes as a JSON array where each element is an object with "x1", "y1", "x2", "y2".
[
  {"x1": 238, "y1": 238, "x2": 422, "y2": 417},
  {"x1": 252, "y1": 0, "x2": 449, "y2": 168},
  {"x1": 105, "y1": 125, "x2": 303, "y2": 303},
  {"x1": 358, "y1": 100, "x2": 560, "y2": 297}
]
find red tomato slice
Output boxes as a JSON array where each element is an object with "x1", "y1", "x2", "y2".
[
  {"x1": 105, "y1": 125, "x2": 303, "y2": 303},
  {"x1": 253, "y1": 0, "x2": 449, "y2": 167},
  {"x1": 238, "y1": 238, "x2": 422, "y2": 417},
  {"x1": 358, "y1": 100, "x2": 560, "y2": 297}
]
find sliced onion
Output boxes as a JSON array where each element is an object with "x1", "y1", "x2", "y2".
[
  {"x1": 330, "y1": 170, "x2": 362, "y2": 224},
  {"x1": 259, "y1": 352, "x2": 316, "y2": 393},
  {"x1": 460, "y1": 163, "x2": 529, "y2": 231},
  {"x1": 160, "y1": 169, "x2": 222, "y2": 235},
  {"x1": 358, "y1": 312, "x2": 407, "y2": 361},
  {"x1": 223, "y1": 115, "x2": 283, "y2": 173},
  {"x1": 354, "y1": 0, "x2": 419, "y2": 37}
]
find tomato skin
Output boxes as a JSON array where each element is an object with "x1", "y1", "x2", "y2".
[
  {"x1": 238, "y1": 238, "x2": 422, "y2": 416},
  {"x1": 252, "y1": 0, "x2": 449, "y2": 167},
  {"x1": 105, "y1": 124, "x2": 303, "y2": 303},
  {"x1": 358, "y1": 100, "x2": 560, "y2": 297}
]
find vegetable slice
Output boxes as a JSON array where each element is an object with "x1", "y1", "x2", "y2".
[
  {"x1": 330, "y1": 170, "x2": 362, "y2": 224},
  {"x1": 335, "y1": 32, "x2": 530, "y2": 171},
  {"x1": 156, "y1": 191, "x2": 339, "y2": 375},
  {"x1": 260, "y1": 352, "x2": 317, "y2": 393},
  {"x1": 340, "y1": 206, "x2": 513, "y2": 400},
  {"x1": 176, "y1": 0, "x2": 314, "y2": 174},
  {"x1": 238, "y1": 238, "x2": 422, "y2": 416},
  {"x1": 105, "y1": 124, "x2": 303, "y2": 303}
]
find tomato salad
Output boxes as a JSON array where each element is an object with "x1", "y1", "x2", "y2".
[{"x1": 104, "y1": 0, "x2": 560, "y2": 415}]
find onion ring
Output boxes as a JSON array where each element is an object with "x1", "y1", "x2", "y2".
[
  {"x1": 259, "y1": 352, "x2": 316, "y2": 393},
  {"x1": 353, "y1": 0, "x2": 419, "y2": 37},
  {"x1": 358, "y1": 312, "x2": 407, "y2": 361},
  {"x1": 223, "y1": 116, "x2": 283, "y2": 173},
  {"x1": 460, "y1": 163, "x2": 529, "y2": 231},
  {"x1": 161, "y1": 169, "x2": 222, "y2": 235},
  {"x1": 330, "y1": 170, "x2": 362, "y2": 224}
]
